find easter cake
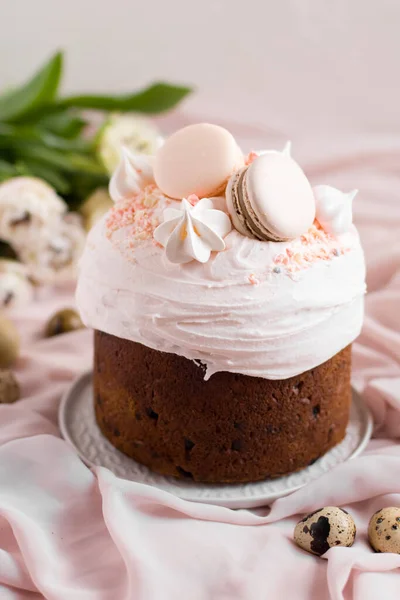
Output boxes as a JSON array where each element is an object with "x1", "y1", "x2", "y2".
[{"x1": 76, "y1": 123, "x2": 366, "y2": 483}]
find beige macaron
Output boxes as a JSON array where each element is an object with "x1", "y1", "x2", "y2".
[
  {"x1": 154, "y1": 123, "x2": 244, "y2": 199},
  {"x1": 226, "y1": 151, "x2": 315, "y2": 242}
]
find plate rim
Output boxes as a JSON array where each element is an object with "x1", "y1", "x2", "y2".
[{"x1": 59, "y1": 370, "x2": 373, "y2": 509}]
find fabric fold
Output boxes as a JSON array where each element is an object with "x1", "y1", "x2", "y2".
[{"x1": 0, "y1": 122, "x2": 399, "y2": 599}]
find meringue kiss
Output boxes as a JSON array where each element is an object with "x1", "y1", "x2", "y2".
[
  {"x1": 153, "y1": 197, "x2": 232, "y2": 264},
  {"x1": 109, "y1": 146, "x2": 155, "y2": 202},
  {"x1": 314, "y1": 185, "x2": 357, "y2": 235}
]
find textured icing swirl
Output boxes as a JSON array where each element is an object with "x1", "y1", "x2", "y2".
[{"x1": 76, "y1": 188, "x2": 365, "y2": 380}]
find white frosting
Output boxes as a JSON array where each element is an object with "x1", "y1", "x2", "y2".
[
  {"x1": 281, "y1": 140, "x2": 292, "y2": 156},
  {"x1": 109, "y1": 147, "x2": 155, "y2": 202},
  {"x1": 153, "y1": 197, "x2": 232, "y2": 264},
  {"x1": 252, "y1": 141, "x2": 292, "y2": 159},
  {"x1": 314, "y1": 185, "x2": 357, "y2": 235},
  {"x1": 76, "y1": 193, "x2": 366, "y2": 380}
]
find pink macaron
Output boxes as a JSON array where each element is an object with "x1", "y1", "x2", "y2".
[
  {"x1": 154, "y1": 123, "x2": 244, "y2": 199},
  {"x1": 226, "y1": 152, "x2": 315, "y2": 242}
]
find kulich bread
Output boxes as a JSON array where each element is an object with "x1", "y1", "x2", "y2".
[
  {"x1": 94, "y1": 330, "x2": 352, "y2": 483},
  {"x1": 76, "y1": 123, "x2": 366, "y2": 484}
]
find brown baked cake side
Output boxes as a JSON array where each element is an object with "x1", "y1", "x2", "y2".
[{"x1": 94, "y1": 330, "x2": 352, "y2": 483}]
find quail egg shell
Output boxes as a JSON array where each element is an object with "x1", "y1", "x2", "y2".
[
  {"x1": 368, "y1": 507, "x2": 400, "y2": 554},
  {"x1": 294, "y1": 506, "x2": 356, "y2": 556}
]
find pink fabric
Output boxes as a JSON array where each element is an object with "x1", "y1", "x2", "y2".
[{"x1": 1, "y1": 120, "x2": 400, "y2": 600}]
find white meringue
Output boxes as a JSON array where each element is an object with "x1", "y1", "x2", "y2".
[
  {"x1": 153, "y1": 197, "x2": 232, "y2": 264},
  {"x1": 109, "y1": 147, "x2": 155, "y2": 202},
  {"x1": 314, "y1": 185, "x2": 357, "y2": 235},
  {"x1": 281, "y1": 141, "x2": 292, "y2": 156}
]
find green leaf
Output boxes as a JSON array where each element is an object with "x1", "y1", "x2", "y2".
[
  {"x1": 0, "y1": 51, "x2": 63, "y2": 122},
  {"x1": 0, "y1": 159, "x2": 18, "y2": 180},
  {"x1": 37, "y1": 111, "x2": 87, "y2": 138},
  {"x1": 13, "y1": 81, "x2": 192, "y2": 122},
  {"x1": 0, "y1": 122, "x2": 90, "y2": 152},
  {"x1": 0, "y1": 159, "x2": 17, "y2": 175},
  {"x1": 12, "y1": 103, "x2": 65, "y2": 124},
  {"x1": 66, "y1": 172, "x2": 108, "y2": 207},
  {"x1": 13, "y1": 142, "x2": 106, "y2": 176},
  {"x1": 36, "y1": 128, "x2": 90, "y2": 152},
  {"x1": 58, "y1": 81, "x2": 192, "y2": 114},
  {"x1": 17, "y1": 159, "x2": 71, "y2": 194}
]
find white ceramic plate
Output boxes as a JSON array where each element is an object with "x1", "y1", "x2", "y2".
[{"x1": 59, "y1": 371, "x2": 373, "y2": 509}]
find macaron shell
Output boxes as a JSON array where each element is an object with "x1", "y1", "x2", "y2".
[
  {"x1": 225, "y1": 167, "x2": 249, "y2": 236},
  {"x1": 246, "y1": 152, "x2": 315, "y2": 240},
  {"x1": 154, "y1": 123, "x2": 244, "y2": 199}
]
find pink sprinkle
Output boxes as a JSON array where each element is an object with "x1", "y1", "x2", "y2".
[
  {"x1": 270, "y1": 222, "x2": 353, "y2": 274},
  {"x1": 105, "y1": 184, "x2": 163, "y2": 245},
  {"x1": 248, "y1": 273, "x2": 259, "y2": 285},
  {"x1": 300, "y1": 234, "x2": 312, "y2": 245},
  {"x1": 274, "y1": 254, "x2": 285, "y2": 264},
  {"x1": 187, "y1": 194, "x2": 200, "y2": 206},
  {"x1": 287, "y1": 265, "x2": 298, "y2": 273},
  {"x1": 245, "y1": 151, "x2": 258, "y2": 165},
  {"x1": 294, "y1": 253, "x2": 303, "y2": 264}
]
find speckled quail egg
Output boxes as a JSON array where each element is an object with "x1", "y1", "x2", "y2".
[
  {"x1": 45, "y1": 308, "x2": 84, "y2": 337},
  {"x1": 294, "y1": 507, "x2": 356, "y2": 556},
  {"x1": 0, "y1": 369, "x2": 20, "y2": 403},
  {"x1": 368, "y1": 507, "x2": 400, "y2": 553},
  {"x1": 0, "y1": 315, "x2": 20, "y2": 367}
]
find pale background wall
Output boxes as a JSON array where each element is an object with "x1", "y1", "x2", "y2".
[
  {"x1": 1, "y1": 0, "x2": 398, "y2": 144},
  {"x1": 1, "y1": 0, "x2": 398, "y2": 283}
]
